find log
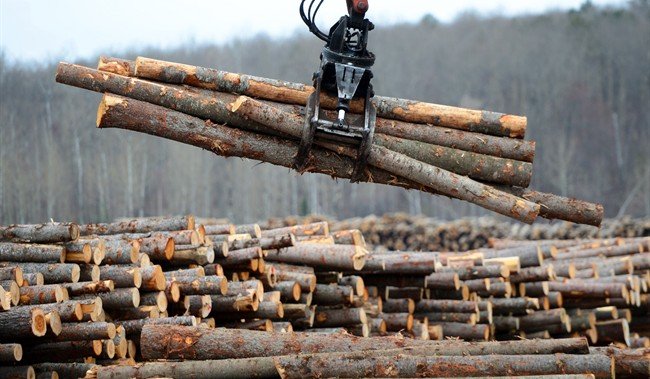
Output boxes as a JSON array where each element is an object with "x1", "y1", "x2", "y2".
[
  {"x1": 61, "y1": 239, "x2": 94, "y2": 264},
  {"x1": 115, "y1": 316, "x2": 197, "y2": 337},
  {"x1": 440, "y1": 265, "x2": 509, "y2": 280},
  {"x1": 98, "y1": 266, "x2": 141, "y2": 288},
  {"x1": 415, "y1": 299, "x2": 477, "y2": 314},
  {"x1": 218, "y1": 301, "x2": 283, "y2": 320},
  {"x1": 0, "y1": 263, "x2": 80, "y2": 284},
  {"x1": 382, "y1": 298, "x2": 415, "y2": 314},
  {"x1": 51, "y1": 322, "x2": 115, "y2": 342},
  {"x1": 175, "y1": 276, "x2": 228, "y2": 295},
  {"x1": 0, "y1": 343, "x2": 22, "y2": 362},
  {"x1": 510, "y1": 265, "x2": 555, "y2": 283},
  {"x1": 331, "y1": 230, "x2": 366, "y2": 247},
  {"x1": 19, "y1": 285, "x2": 66, "y2": 305},
  {"x1": 22, "y1": 273, "x2": 44, "y2": 286},
  {"x1": 313, "y1": 308, "x2": 366, "y2": 327},
  {"x1": 77, "y1": 216, "x2": 194, "y2": 236},
  {"x1": 590, "y1": 346, "x2": 650, "y2": 379},
  {"x1": 274, "y1": 281, "x2": 301, "y2": 302},
  {"x1": 139, "y1": 291, "x2": 168, "y2": 312},
  {"x1": 378, "y1": 312, "x2": 414, "y2": 331},
  {"x1": 229, "y1": 234, "x2": 296, "y2": 252},
  {"x1": 137, "y1": 235, "x2": 175, "y2": 261},
  {"x1": 420, "y1": 312, "x2": 477, "y2": 325},
  {"x1": 230, "y1": 96, "x2": 539, "y2": 223},
  {"x1": 21, "y1": 340, "x2": 102, "y2": 363},
  {"x1": 0, "y1": 266, "x2": 24, "y2": 286},
  {"x1": 0, "y1": 306, "x2": 47, "y2": 338},
  {"x1": 0, "y1": 223, "x2": 79, "y2": 244},
  {"x1": 435, "y1": 322, "x2": 490, "y2": 341},
  {"x1": 490, "y1": 298, "x2": 540, "y2": 315},
  {"x1": 32, "y1": 363, "x2": 95, "y2": 379},
  {"x1": 101, "y1": 239, "x2": 139, "y2": 264},
  {"x1": 364, "y1": 252, "x2": 436, "y2": 275},
  {"x1": 97, "y1": 56, "x2": 135, "y2": 76},
  {"x1": 261, "y1": 222, "x2": 329, "y2": 238},
  {"x1": 596, "y1": 319, "x2": 631, "y2": 346},
  {"x1": 273, "y1": 352, "x2": 613, "y2": 379},
  {"x1": 92, "y1": 357, "x2": 278, "y2": 379},
  {"x1": 265, "y1": 245, "x2": 366, "y2": 271},
  {"x1": 133, "y1": 56, "x2": 528, "y2": 138},
  {"x1": 0, "y1": 243, "x2": 65, "y2": 263},
  {"x1": 0, "y1": 366, "x2": 35, "y2": 379},
  {"x1": 23, "y1": 301, "x2": 83, "y2": 322},
  {"x1": 80, "y1": 288, "x2": 139, "y2": 309},
  {"x1": 312, "y1": 284, "x2": 354, "y2": 306},
  {"x1": 183, "y1": 295, "x2": 212, "y2": 318},
  {"x1": 139, "y1": 265, "x2": 165, "y2": 291},
  {"x1": 60, "y1": 280, "x2": 114, "y2": 297},
  {"x1": 144, "y1": 326, "x2": 592, "y2": 360}
]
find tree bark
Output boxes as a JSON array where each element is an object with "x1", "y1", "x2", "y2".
[
  {"x1": 133, "y1": 56, "x2": 528, "y2": 138},
  {"x1": 0, "y1": 223, "x2": 79, "y2": 244}
]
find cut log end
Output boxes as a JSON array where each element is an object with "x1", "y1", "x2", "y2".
[
  {"x1": 31, "y1": 308, "x2": 47, "y2": 336},
  {"x1": 97, "y1": 94, "x2": 128, "y2": 128}
]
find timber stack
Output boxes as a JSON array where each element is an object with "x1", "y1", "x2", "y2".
[
  {"x1": 54, "y1": 56, "x2": 605, "y2": 226},
  {"x1": 2, "y1": 216, "x2": 649, "y2": 378},
  {"x1": 265, "y1": 214, "x2": 650, "y2": 252}
]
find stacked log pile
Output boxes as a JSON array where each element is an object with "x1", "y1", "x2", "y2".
[
  {"x1": 264, "y1": 214, "x2": 650, "y2": 252},
  {"x1": 54, "y1": 56, "x2": 605, "y2": 226},
  {"x1": 2, "y1": 216, "x2": 649, "y2": 378}
]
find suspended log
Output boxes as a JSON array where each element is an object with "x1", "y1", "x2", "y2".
[{"x1": 0, "y1": 223, "x2": 79, "y2": 244}]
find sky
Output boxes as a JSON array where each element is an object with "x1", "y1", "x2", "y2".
[{"x1": 1, "y1": 0, "x2": 625, "y2": 64}]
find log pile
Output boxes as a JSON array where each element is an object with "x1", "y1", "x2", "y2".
[
  {"x1": 264, "y1": 214, "x2": 650, "y2": 252},
  {"x1": 2, "y1": 215, "x2": 649, "y2": 378},
  {"x1": 54, "y1": 56, "x2": 605, "y2": 226}
]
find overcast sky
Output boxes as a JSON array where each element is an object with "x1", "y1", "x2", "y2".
[{"x1": 1, "y1": 0, "x2": 625, "y2": 64}]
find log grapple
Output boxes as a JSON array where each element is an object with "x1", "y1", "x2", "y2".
[{"x1": 297, "y1": 0, "x2": 376, "y2": 182}]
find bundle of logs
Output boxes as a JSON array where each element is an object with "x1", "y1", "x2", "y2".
[
  {"x1": 264, "y1": 214, "x2": 650, "y2": 252},
  {"x1": 1, "y1": 216, "x2": 648, "y2": 378},
  {"x1": 54, "y1": 56, "x2": 605, "y2": 226}
]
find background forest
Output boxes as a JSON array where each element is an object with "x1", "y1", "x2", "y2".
[{"x1": 1, "y1": 2, "x2": 649, "y2": 224}]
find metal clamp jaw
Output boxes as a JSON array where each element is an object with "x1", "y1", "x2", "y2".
[{"x1": 294, "y1": 57, "x2": 376, "y2": 183}]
